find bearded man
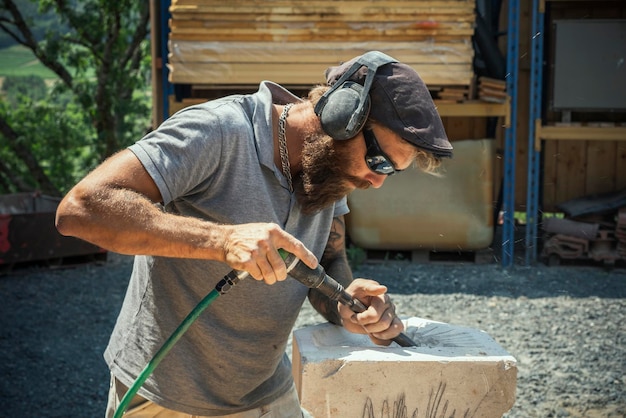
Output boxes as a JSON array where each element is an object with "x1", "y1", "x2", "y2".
[{"x1": 56, "y1": 51, "x2": 453, "y2": 418}]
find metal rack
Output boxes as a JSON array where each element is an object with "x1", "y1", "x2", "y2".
[
  {"x1": 525, "y1": 0, "x2": 545, "y2": 265},
  {"x1": 526, "y1": 2, "x2": 626, "y2": 265},
  {"x1": 501, "y1": 0, "x2": 521, "y2": 267}
]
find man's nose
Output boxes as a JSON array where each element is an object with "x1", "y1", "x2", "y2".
[{"x1": 365, "y1": 172, "x2": 387, "y2": 189}]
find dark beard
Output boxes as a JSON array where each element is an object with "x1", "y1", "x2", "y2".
[{"x1": 294, "y1": 131, "x2": 370, "y2": 215}]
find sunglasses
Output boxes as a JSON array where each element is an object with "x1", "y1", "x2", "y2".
[{"x1": 363, "y1": 129, "x2": 403, "y2": 176}]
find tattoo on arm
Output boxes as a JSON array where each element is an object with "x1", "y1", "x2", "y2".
[
  {"x1": 308, "y1": 216, "x2": 353, "y2": 325},
  {"x1": 322, "y1": 216, "x2": 344, "y2": 262}
]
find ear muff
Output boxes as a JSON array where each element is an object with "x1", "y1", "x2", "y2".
[
  {"x1": 314, "y1": 51, "x2": 398, "y2": 140},
  {"x1": 315, "y1": 82, "x2": 370, "y2": 141}
]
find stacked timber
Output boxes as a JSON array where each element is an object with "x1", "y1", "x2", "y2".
[
  {"x1": 477, "y1": 76, "x2": 507, "y2": 103},
  {"x1": 167, "y1": 0, "x2": 476, "y2": 88},
  {"x1": 437, "y1": 86, "x2": 470, "y2": 102}
]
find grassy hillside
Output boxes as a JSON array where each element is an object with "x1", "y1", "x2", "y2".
[{"x1": 0, "y1": 44, "x2": 57, "y2": 79}]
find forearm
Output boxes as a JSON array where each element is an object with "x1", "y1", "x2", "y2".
[
  {"x1": 308, "y1": 254, "x2": 352, "y2": 325},
  {"x1": 307, "y1": 216, "x2": 353, "y2": 325},
  {"x1": 56, "y1": 149, "x2": 318, "y2": 283},
  {"x1": 56, "y1": 184, "x2": 227, "y2": 260}
]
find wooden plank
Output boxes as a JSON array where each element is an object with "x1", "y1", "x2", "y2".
[
  {"x1": 170, "y1": 45, "x2": 471, "y2": 59},
  {"x1": 171, "y1": 1, "x2": 475, "y2": 13},
  {"x1": 555, "y1": 141, "x2": 587, "y2": 205},
  {"x1": 170, "y1": 32, "x2": 472, "y2": 42},
  {"x1": 478, "y1": 76, "x2": 506, "y2": 89},
  {"x1": 172, "y1": 0, "x2": 474, "y2": 4},
  {"x1": 169, "y1": 26, "x2": 474, "y2": 40},
  {"x1": 170, "y1": 12, "x2": 476, "y2": 23},
  {"x1": 168, "y1": 96, "x2": 207, "y2": 116},
  {"x1": 470, "y1": 114, "x2": 488, "y2": 138},
  {"x1": 169, "y1": 62, "x2": 473, "y2": 86},
  {"x1": 167, "y1": 41, "x2": 473, "y2": 65},
  {"x1": 585, "y1": 141, "x2": 617, "y2": 195},
  {"x1": 170, "y1": 5, "x2": 475, "y2": 17},
  {"x1": 434, "y1": 101, "x2": 509, "y2": 118},
  {"x1": 171, "y1": 17, "x2": 473, "y2": 26},
  {"x1": 173, "y1": 0, "x2": 473, "y2": 3},
  {"x1": 478, "y1": 87, "x2": 507, "y2": 97},
  {"x1": 441, "y1": 116, "x2": 472, "y2": 141},
  {"x1": 478, "y1": 86, "x2": 508, "y2": 103},
  {"x1": 542, "y1": 140, "x2": 559, "y2": 212},
  {"x1": 170, "y1": 20, "x2": 474, "y2": 33},
  {"x1": 540, "y1": 126, "x2": 626, "y2": 141},
  {"x1": 173, "y1": 0, "x2": 474, "y2": 4}
]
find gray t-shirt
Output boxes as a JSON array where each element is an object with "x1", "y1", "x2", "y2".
[{"x1": 104, "y1": 81, "x2": 349, "y2": 415}]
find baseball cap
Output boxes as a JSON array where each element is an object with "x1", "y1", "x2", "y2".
[{"x1": 324, "y1": 51, "x2": 453, "y2": 158}]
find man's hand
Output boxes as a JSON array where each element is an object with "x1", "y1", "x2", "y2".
[
  {"x1": 338, "y1": 278, "x2": 404, "y2": 345},
  {"x1": 222, "y1": 222, "x2": 318, "y2": 285}
]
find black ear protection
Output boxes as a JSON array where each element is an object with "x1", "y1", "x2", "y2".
[{"x1": 314, "y1": 51, "x2": 397, "y2": 141}]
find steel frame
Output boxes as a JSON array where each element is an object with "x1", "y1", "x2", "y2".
[
  {"x1": 525, "y1": 0, "x2": 545, "y2": 265},
  {"x1": 502, "y1": 0, "x2": 521, "y2": 267}
]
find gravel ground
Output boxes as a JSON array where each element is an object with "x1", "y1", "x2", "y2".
[{"x1": 0, "y1": 252, "x2": 625, "y2": 418}]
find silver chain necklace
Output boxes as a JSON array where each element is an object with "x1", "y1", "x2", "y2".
[{"x1": 278, "y1": 103, "x2": 294, "y2": 193}]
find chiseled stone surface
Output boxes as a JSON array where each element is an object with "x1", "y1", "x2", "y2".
[{"x1": 293, "y1": 317, "x2": 517, "y2": 418}]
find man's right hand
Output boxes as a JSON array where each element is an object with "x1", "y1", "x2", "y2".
[{"x1": 222, "y1": 222, "x2": 317, "y2": 285}]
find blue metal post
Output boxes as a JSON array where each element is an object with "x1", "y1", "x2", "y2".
[
  {"x1": 160, "y1": 0, "x2": 173, "y2": 121},
  {"x1": 502, "y1": 0, "x2": 520, "y2": 267},
  {"x1": 525, "y1": 0, "x2": 545, "y2": 265}
]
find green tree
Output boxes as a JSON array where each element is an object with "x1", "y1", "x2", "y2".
[
  {"x1": 2, "y1": 74, "x2": 48, "y2": 103},
  {"x1": 0, "y1": 0, "x2": 151, "y2": 195}
]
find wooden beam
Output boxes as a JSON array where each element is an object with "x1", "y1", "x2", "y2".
[
  {"x1": 170, "y1": 12, "x2": 476, "y2": 23},
  {"x1": 170, "y1": 21, "x2": 474, "y2": 32},
  {"x1": 168, "y1": 28, "x2": 473, "y2": 42},
  {"x1": 167, "y1": 39, "x2": 474, "y2": 52},
  {"x1": 539, "y1": 126, "x2": 626, "y2": 141},
  {"x1": 434, "y1": 99, "x2": 510, "y2": 122},
  {"x1": 168, "y1": 46, "x2": 473, "y2": 65},
  {"x1": 170, "y1": 2, "x2": 475, "y2": 16},
  {"x1": 169, "y1": 62, "x2": 473, "y2": 86}
]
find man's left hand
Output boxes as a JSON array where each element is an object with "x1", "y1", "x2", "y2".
[{"x1": 338, "y1": 278, "x2": 405, "y2": 346}]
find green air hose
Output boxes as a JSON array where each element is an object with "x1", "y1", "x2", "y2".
[
  {"x1": 113, "y1": 253, "x2": 299, "y2": 418},
  {"x1": 113, "y1": 269, "x2": 250, "y2": 418}
]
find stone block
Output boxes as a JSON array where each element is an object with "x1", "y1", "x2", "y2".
[{"x1": 292, "y1": 317, "x2": 517, "y2": 418}]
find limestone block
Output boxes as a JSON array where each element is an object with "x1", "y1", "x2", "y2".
[{"x1": 292, "y1": 317, "x2": 517, "y2": 418}]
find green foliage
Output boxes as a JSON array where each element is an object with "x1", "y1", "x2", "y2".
[
  {"x1": 0, "y1": 0, "x2": 151, "y2": 194},
  {"x1": 346, "y1": 244, "x2": 367, "y2": 270},
  {"x1": 2, "y1": 74, "x2": 48, "y2": 103},
  {"x1": 0, "y1": 1, "x2": 65, "y2": 48},
  {"x1": 0, "y1": 86, "x2": 98, "y2": 194}
]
